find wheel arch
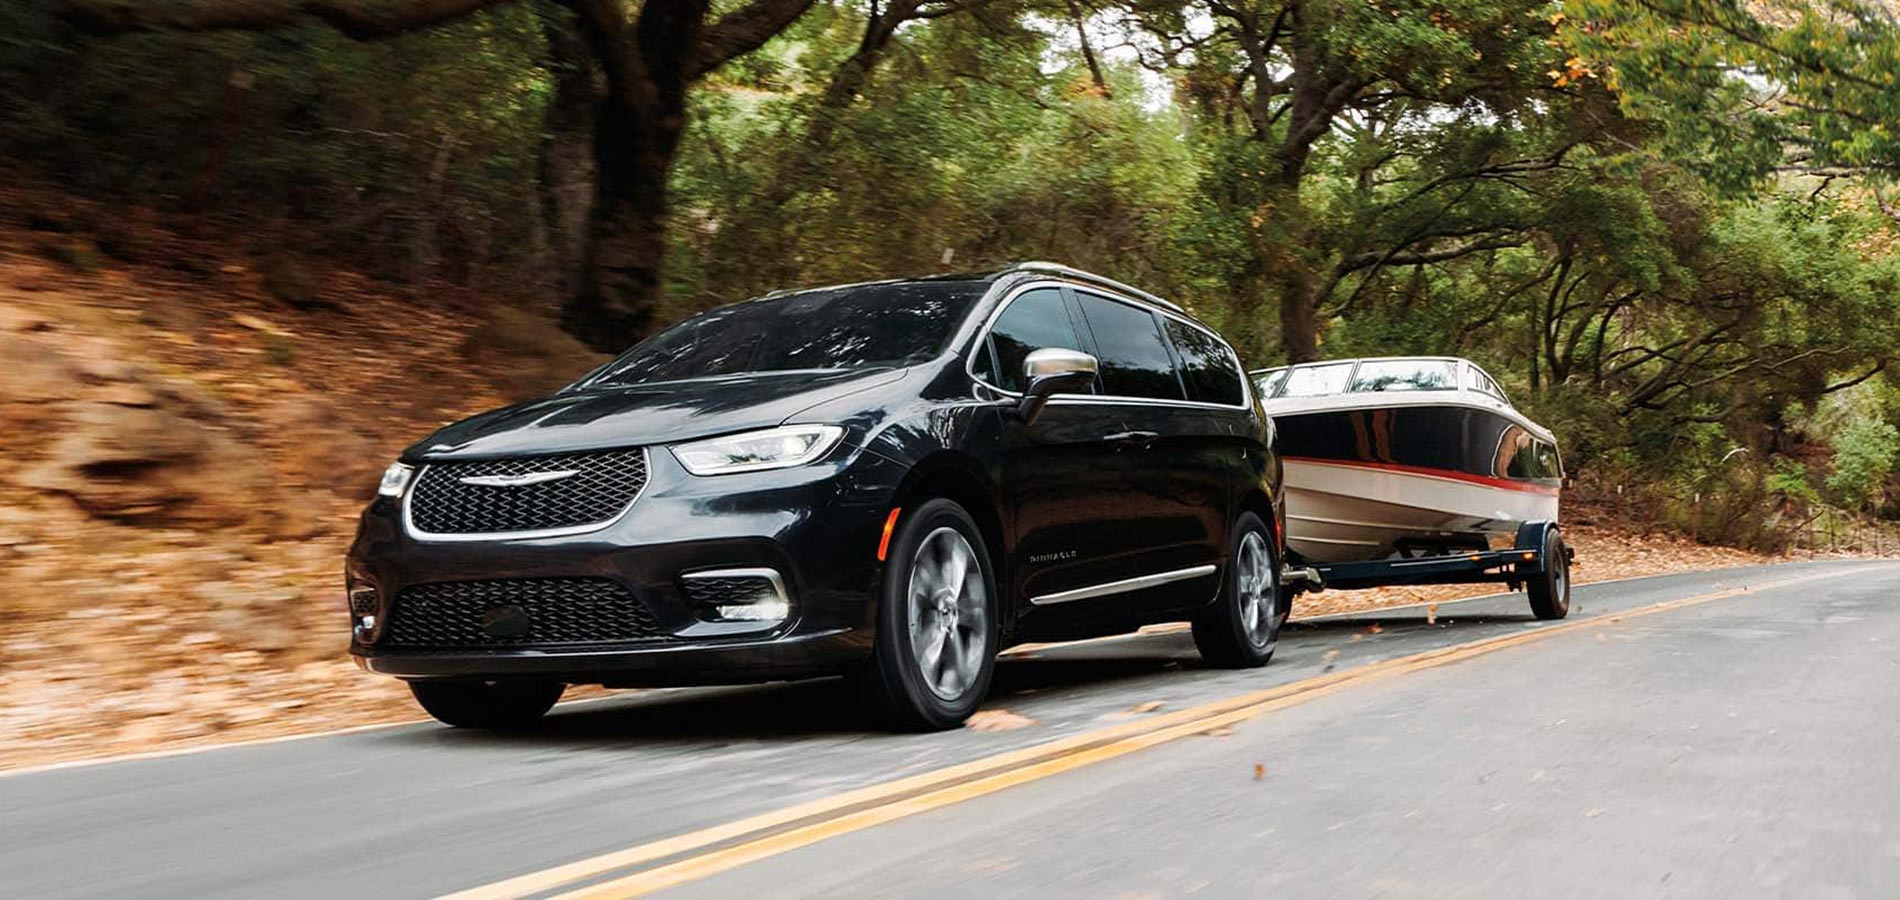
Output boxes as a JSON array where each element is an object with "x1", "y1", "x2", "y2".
[{"x1": 1236, "y1": 486, "x2": 1280, "y2": 558}]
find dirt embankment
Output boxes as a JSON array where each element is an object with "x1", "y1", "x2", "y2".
[
  {"x1": 0, "y1": 195, "x2": 1830, "y2": 773},
  {"x1": 0, "y1": 195, "x2": 602, "y2": 771}
]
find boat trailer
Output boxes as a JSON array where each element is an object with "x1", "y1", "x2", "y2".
[{"x1": 1281, "y1": 521, "x2": 1576, "y2": 619}]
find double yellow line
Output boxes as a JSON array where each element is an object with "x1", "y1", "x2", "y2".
[{"x1": 447, "y1": 567, "x2": 1859, "y2": 900}]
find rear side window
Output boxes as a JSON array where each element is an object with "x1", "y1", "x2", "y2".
[
  {"x1": 986, "y1": 288, "x2": 1084, "y2": 393},
  {"x1": 1074, "y1": 294, "x2": 1185, "y2": 401},
  {"x1": 1165, "y1": 319, "x2": 1244, "y2": 406}
]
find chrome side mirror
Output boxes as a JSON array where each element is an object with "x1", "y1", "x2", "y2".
[{"x1": 1017, "y1": 348, "x2": 1098, "y2": 424}]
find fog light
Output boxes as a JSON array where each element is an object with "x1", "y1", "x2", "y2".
[
  {"x1": 681, "y1": 568, "x2": 793, "y2": 625},
  {"x1": 717, "y1": 600, "x2": 790, "y2": 622}
]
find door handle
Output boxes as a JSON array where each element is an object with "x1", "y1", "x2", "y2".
[{"x1": 1105, "y1": 430, "x2": 1160, "y2": 448}]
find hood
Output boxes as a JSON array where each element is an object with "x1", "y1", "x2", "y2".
[{"x1": 406, "y1": 368, "x2": 907, "y2": 460}]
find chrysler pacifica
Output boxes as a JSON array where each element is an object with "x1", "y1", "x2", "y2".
[{"x1": 347, "y1": 263, "x2": 1285, "y2": 730}]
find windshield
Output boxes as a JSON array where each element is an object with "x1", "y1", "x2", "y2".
[
  {"x1": 1276, "y1": 362, "x2": 1355, "y2": 398},
  {"x1": 1348, "y1": 359, "x2": 1458, "y2": 393},
  {"x1": 584, "y1": 281, "x2": 985, "y2": 387}
]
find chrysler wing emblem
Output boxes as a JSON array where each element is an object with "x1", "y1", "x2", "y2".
[{"x1": 459, "y1": 470, "x2": 579, "y2": 488}]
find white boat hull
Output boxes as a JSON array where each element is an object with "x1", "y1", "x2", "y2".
[{"x1": 1283, "y1": 458, "x2": 1560, "y2": 563}]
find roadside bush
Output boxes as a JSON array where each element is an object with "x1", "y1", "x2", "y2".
[{"x1": 1828, "y1": 418, "x2": 1900, "y2": 512}]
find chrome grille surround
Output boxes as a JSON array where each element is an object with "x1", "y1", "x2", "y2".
[{"x1": 402, "y1": 448, "x2": 649, "y2": 540}]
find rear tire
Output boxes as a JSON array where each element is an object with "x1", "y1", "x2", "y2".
[
  {"x1": 1193, "y1": 512, "x2": 1282, "y2": 668},
  {"x1": 860, "y1": 498, "x2": 998, "y2": 731},
  {"x1": 1526, "y1": 528, "x2": 1571, "y2": 620},
  {"x1": 409, "y1": 679, "x2": 564, "y2": 730}
]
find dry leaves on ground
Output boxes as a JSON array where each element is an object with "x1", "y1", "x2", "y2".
[{"x1": 965, "y1": 708, "x2": 1038, "y2": 732}]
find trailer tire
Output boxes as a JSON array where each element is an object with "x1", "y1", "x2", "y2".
[{"x1": 1526, "y1": 527, "x2": 1570, "y2": 620}]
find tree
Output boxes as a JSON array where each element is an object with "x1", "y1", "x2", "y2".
[
  {"x1": 1559, "y1": 0, "x2": 1900, "y2": 195},
  {"x1": 1828, "y1": 417, "x2": 1899, "y2": 510},
  {"x1": 64, "y1": 0, "x2": 817, "y2": 350},
  {"x1": 1123, "y1": 0, "x2": 1591, "y2": 361}
]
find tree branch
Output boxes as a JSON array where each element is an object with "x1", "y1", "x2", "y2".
[
  {"x1": 691, "y1": 0, "x2": 819, "y2": 77},
  {"x1": 63, "y1": 0, "x2": 511, "y2": 39}
]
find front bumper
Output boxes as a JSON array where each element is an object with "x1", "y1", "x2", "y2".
[
  {"x1": 345, "y1": 443, "x2": 903, "y2": 686},
  {"x1": 354, "y1": 628, "x2": 867, "y2": 686}
]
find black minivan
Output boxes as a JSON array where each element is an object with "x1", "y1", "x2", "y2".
[{"x1": 347, "y1": 263, "x2": 1284, "y2": 730}]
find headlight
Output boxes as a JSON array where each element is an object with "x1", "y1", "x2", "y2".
[
  {"x1": 671, "y1": 425, "x2": 845, "y2": 476},
  {"x1": 378, "y1": 462, "x2": 415, "y2": 497}
]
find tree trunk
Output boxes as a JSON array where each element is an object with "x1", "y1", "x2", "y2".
[
  {"x1": 1067, "y1": 0, "x2": 1108, "y2": 97},
  {"x1": 536, "y1": 3, "x2": 599, "y2": 296},
  {"x1": 1257, "y1": 42, "x2": 1347, "y2": 365},
  {"x1": 564, "y1": 91, "x2": 683, "y2": 349},
  {"x1": 559, "y1": 0, "x2": 706, "y2": 351}
]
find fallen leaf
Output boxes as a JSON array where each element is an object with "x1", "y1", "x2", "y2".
[
  {"x1": 1425, "y1": 602, "x2": 1439, "y2": 625},
  {"x1": 1129, "y1": 700, "x2": 1165, "y2": 714},
  {"x1": 1366, "y1": 623, "x2": 1384, "y2": 634},
  {"x1": 965, "y1": 709, "x2": 1037, "y2": 732},
  {"x1": 1253, "y1": 763, "x2": 1266, "y2": 780}
]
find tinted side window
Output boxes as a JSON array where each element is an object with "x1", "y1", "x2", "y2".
[
  {"x1": 1497, "y1": 429, "x2": 1562, "y2": 479},
  {"x1": 1075, "y1": 294, "x2": 1185, "y2": 401},
  {"x1": 987, "y1": 288, "x2": 1083, "y2": 393},
  {"x1": 1165, "y1": 319, "x2": 1244, "y2": 406}
]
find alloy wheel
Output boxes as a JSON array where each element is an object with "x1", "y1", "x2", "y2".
[
  {"x1": 906, "y1": 526, "x2": 990, "y2": 702},
  {"x1": 1236, "y1": 530, "x2": 1276, "y2": 647}
]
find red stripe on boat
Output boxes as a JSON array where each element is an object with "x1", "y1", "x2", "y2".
[{"x1": 1282, "y1": 456, "x2": 1561, "y2": 496}]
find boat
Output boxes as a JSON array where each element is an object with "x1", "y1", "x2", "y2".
[{"x1": 1251, "y1": 357, "x2": 1563, "y2": 564}]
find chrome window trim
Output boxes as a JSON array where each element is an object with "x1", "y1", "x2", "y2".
[
  {"x1": 400, "y1": 447, "x2": 652, "y2": 543},
  {"x1": 1029, "y1": 564, "x2": 1219, "y2": 605},
  {"x1": 680, "y1": 567, "x2": 793, "y2": 605},
  {"x1": 964, "y1": 279, "x2": 1252, "y2": 412}
]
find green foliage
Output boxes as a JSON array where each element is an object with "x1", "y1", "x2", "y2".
[
  {"x1": 1827, "y1": 418, "x2": 1900, "y2": 510},
  {"x1": 1767, "y1": 458, "x2": 1821, "y2": 510},
  {"x1": 5, "y1": 0, "x2": 1900, "y2": 544}
]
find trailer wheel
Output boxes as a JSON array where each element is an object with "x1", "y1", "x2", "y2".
[{"x1": 1526, "y1": 527, "x2": 1570, "y2": 620}]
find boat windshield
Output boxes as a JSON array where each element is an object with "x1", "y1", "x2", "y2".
[
  {"x1": 1276, "y1": 362, "x2": 1355, "y2": 398},
  {"x1": 1347, "y1": 359, "x2": 1458, "y2": 393}
]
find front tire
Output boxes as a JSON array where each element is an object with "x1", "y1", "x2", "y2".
[
  {"x1": 861, "y1": 498, "x2": 998, "y2": 730},
  {"x1": 1193, "y1": 512, "x2": 1282, "y2": 668},
  {"x1": 409, "y1": 679, "x2": 564, "y2": 730}
]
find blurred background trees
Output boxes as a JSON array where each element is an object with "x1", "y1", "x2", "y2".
[{"x1": 3, "y1": 0, "x2": 1899, "y2": 546}]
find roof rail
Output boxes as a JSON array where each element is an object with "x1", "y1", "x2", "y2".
[{"x1": 1005, "y1": 262, "x2": 1184, "y2": 313}]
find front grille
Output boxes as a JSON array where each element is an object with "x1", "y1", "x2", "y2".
[
  {"x1": 385, "y1": 578, "x2": 666, "y2": 649},
  {"x1": 680, "y1": 574, "x2": 783, "y2": 608},
  {"x1": 407, "y1": 449, "x2": 648, "y2": 536}
]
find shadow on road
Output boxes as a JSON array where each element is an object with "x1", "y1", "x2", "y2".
[
  {"x1": 367, "y1": 609, "x2": 1542, "y2": 749},
  {"x1": 370, "y1": 637, "x2": 1211, "y2": 748}
]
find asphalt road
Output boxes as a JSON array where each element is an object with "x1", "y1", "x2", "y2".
[{"x1": 3, "y1": 560, "x2": 1896, "y2": 899}]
